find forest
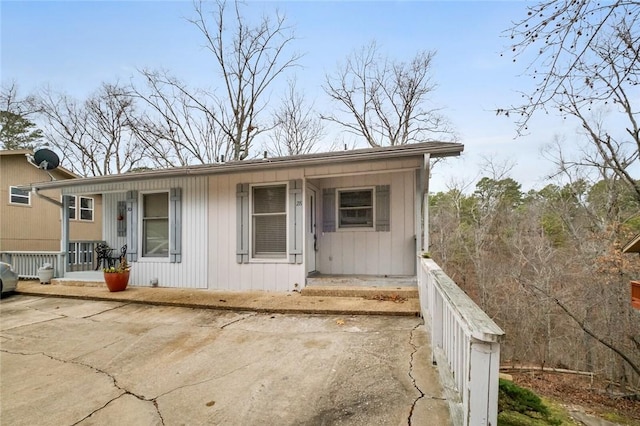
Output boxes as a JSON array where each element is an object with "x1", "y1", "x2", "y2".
[{"x1": 429, "y1": 172, "x2": 640, "y2": 388}]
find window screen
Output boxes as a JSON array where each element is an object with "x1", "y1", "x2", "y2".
[
  {"x1": 338, "y1": 189, "x2": 373, "y2": 228},
  {"x1": 79, "y1": 196, "x2": 93, "y2": 221},
  {"x1": 142, "y1": 192, "x2": 169, "y2": 257},
  {"x1": 66, "y1": 195, "x2": 77, "y2": 219},
  {"x1": 10, "y1": 186, "x2": 30, "y2": 205},
  {"x1": 252, "y1": 185, "x2": 286, "y2": 258}
]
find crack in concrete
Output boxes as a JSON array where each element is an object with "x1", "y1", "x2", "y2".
[
  {"x1": 406, "y1": 324, "x2": 448, "y2": 425},
  {"x1": 154, "y1": 359, "x2": 261, "y2": 400},
  {"x1": 220, "y1": 312, "x2": 258, "y2": 329},
  {"x1": 407, "y1": 323, "x2": 426, "y2": 426},
  {"x1": 0, "y1": 348, "x2": 165, "y2": 425},
  {"x1": 83, "y1": 302, "x2": 132, "y2": 319}
]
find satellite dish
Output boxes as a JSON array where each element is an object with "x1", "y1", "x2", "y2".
[{"x1": 32, "y1": 148, "x2": 60, "y2": 170}]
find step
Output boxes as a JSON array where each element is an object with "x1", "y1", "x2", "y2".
[{"x1": 301, "y1": 285, "x2": 418, "y2": 300}]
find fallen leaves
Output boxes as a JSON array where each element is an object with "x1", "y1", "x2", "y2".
[{"x1": 367, "y1": 293, "x2": 407, "y2": 303}]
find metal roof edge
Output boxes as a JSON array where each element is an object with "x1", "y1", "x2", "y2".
[{"x1": 22, "y1": 141, "x2": 463, "y2": 191}]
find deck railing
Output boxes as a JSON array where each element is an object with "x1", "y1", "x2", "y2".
[
  {"x1": 418, "y1": 258, "x2": 505, "y2": 426},
  {"x1": 67, "y1": 240, "x2": 105, "y2": 272},
  {"x1": 0, "y1": 251, "x2": 65, "y2": 279},
  {"x1": 1, "y1": 240, "x2": 105, "y2": 278}
]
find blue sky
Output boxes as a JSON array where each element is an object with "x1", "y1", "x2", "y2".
[{"x1": 1, "y1": 1, "x2": 579, "y2": 192}]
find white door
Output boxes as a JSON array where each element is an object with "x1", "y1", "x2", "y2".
[{"x1": 306, "y1": 187, "x2": 317, "y2": 274}]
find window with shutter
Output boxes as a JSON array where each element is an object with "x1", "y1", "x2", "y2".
[
  {"x1": 338, "y1": 188, "x2": 374, "y2": 229},
  {"x1": 252, "y1": 184, "x2": 287, "y2": 259},
  {"x1": 142, "y1": 192, "x2": 169, "y2": 258}
]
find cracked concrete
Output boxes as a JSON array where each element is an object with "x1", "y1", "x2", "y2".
[{"x1": 1, "y1": 295, "x2": 449, "y2": 425}]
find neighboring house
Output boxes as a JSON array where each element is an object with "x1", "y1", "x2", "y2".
[
  {"x1": 0, "y1": 149, "x2": 102, "y2": 252},
  {"x1": 22, "y1": 142, "x2": 463, "y2": 291},
  {"x1": 622, "y1": 233, "x2": 640, "y2": 310}
]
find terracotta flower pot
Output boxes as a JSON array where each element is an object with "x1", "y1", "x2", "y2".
[{"x1": 104, "y1": 271, "x2": 130, "y2": 292}]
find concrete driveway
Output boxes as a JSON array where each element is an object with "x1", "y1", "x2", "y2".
[{"x1": 0, "y1": 295, "x2": 449, "y2": 425}]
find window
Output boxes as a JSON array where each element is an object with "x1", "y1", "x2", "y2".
[
  {"x1": 66, "y1": 196, "x2": 76, "y2": 219},
  {"x1": 252, "y1": 184, "x2": 287, "y2": 258},
  {"x1": 9, "y1": 186, "x2": 30, "y2": 205},
  {"x1": 79, "y1": 196, "x2": 94, "y2": 221},
  {"x1": 338, "y1": 189, "x2": 374, "y2": 229},
  {"x1": 63, "y1": 195, "x2": 94, "y2": 221},
  {"x1": 142, "y1": 192, "x2": 169, "y2": 258}
]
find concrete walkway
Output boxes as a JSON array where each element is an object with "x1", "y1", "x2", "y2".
[{"x1": 15, "y1": 280, "x2": 420, "y2": 316}]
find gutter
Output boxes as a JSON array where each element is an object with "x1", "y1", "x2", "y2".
[
  {"x1": 34, "y1": 189, "x2": 63, "y2": 207},
  {"x1": 19, "y1": 142, "x2": 464, "y2": 192}
]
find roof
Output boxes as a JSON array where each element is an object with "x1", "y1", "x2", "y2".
[
  {"x1": 623, "y1": 233, "x2": 640, "y2": 253},
  {"x1": 0, "y1": 149, "x2": 78, "y2": 179},
  {"x1": 21, "y1": 141, "x2": 463, "y2": 191}
]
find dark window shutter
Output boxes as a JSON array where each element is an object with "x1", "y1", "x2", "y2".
[
  {"x1": 170, "y1": 188, "x2": 182, "y2": 263},
  {"x1": 322, "y1": 188, "x2": 336, "y2": 232},
  {"x1": 126, "y1": 190, "x2": 138, "y2": 261},
  {"x1": 236, "y1": 183, "x2": 249, "y2": 263},
  {"x1": 288, "y1": 179, "x2": 303, "y2": 264},
  {"x1": 375, "y1": 185, "x2": 390, "y2": 232}
]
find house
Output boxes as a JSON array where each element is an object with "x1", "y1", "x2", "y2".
[
  {"x1": 21, "y1": 142, "x2": 463, "y2": 291},
  {"x1": 622, "y1": 233, "x2": 640, "y2": 310},
  {"x1": 0, "y1": 149, "x2": 102, "y2": 252}
]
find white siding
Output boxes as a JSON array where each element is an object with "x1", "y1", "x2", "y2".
[
  {"x1": 66, "y1": 159, "x2": 418, "y2": 291},
  {"x1": 101, "y1": 177, "x2": 208, "y2": 289},
  {"x1": 208, "y1": 170, "x2": 306, "y2": 292},
  {"x1": 316, "y1": 171, "x2": 416, "y2": 276}
]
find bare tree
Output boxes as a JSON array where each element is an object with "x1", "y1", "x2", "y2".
[
  {"x1": 187, "y1": 0, "x2": 301, "y2": 160},
  {"x1": 323, "y1": 41, "x2": 455, "y2": 148},
  {"x1": 35, "y1": 83, "x2": 145, "y2": 176},
  {"x1": 130, "y1": 69, "x2": 225, "y2": 167},
  {"x1": 503, "y1": 0, "x2": 640, "y2": 201},
  {"x1": 266, "y1": 78, "x2": 324, "y2": 157}
]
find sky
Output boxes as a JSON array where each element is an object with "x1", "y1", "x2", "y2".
[{"x1": 1, "y1": 0, "x2": 584, "y2": 192}]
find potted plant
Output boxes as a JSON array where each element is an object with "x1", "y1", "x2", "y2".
[
  {"x1": 38, "y1": 263, "x2": 55, "y2": 285},
  {"x1": 103, "y1": 257, "x2": 130, "y2": 292}
]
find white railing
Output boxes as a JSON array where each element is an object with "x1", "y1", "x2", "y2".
[
  {"x1": 0, "y1": 251, "x2": 65, "y2": 279},
  {"x1": 418, "y1": 258, "x2": 505, "y2": 426},
  {"x1": 0, "y1": 241, "x2": 105, "y2": 279}
]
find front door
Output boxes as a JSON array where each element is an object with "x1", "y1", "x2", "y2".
[{"x1": 306, "y1": 187, "x2": 317, "y2": 274}]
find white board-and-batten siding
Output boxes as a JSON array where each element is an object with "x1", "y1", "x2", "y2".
[
  {"x1": 207, "y1": 169, "x2": 306, "y2": 292},
  {"x1": 314, "y1": 170, "x2": 416, "y2": 276},
  {"x1": 62, "y1": 156, "x2": 419, "y2": 291},
  {"x1": 67, "y1": 177, "x2": 209, "y2": 289}
]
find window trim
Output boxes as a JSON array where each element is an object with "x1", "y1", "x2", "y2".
[
  {"x1": 66, "y1": 195, "x2": 77, "y2": 220},
  {"x1": 250, "y1": 182, "x2": 289, "y2": 261},
  {"x1": 140, "y1": 190, "x2": 170, "y2": 259},
  {"x1": 78, "y1": 196, "x2": 94, "y2": 222},
  {"x1": 9, "y1": 186, "x2": 31, "y2": 206},
  {"x1": 337, "y1": 187, "x2": 375, "y2": 230},
  {"x1": 61, "y1": 195, "x2": 95, "y2": 221}
]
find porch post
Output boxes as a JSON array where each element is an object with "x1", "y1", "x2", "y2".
[
  {"x1": 61, "y1": 194, "x2": 70, "y2": 277},
  {"x1": 422, "y1": 153, "x2": 430, "y2": 253}
]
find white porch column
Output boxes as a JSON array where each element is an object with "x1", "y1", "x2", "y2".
[{"x1": 422, "y1": 153, "x2": 430, "y2": 253}]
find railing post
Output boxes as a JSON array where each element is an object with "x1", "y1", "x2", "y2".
[
  {"x1": 56, "y1": 252, "x2": 65, "y2": 278},
  {"x1": 418, "y1": 258, "x2": 504, "y2": 426},
  {"x1": 467, "y1": 340, "x2": 501, "y2": 426}
]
